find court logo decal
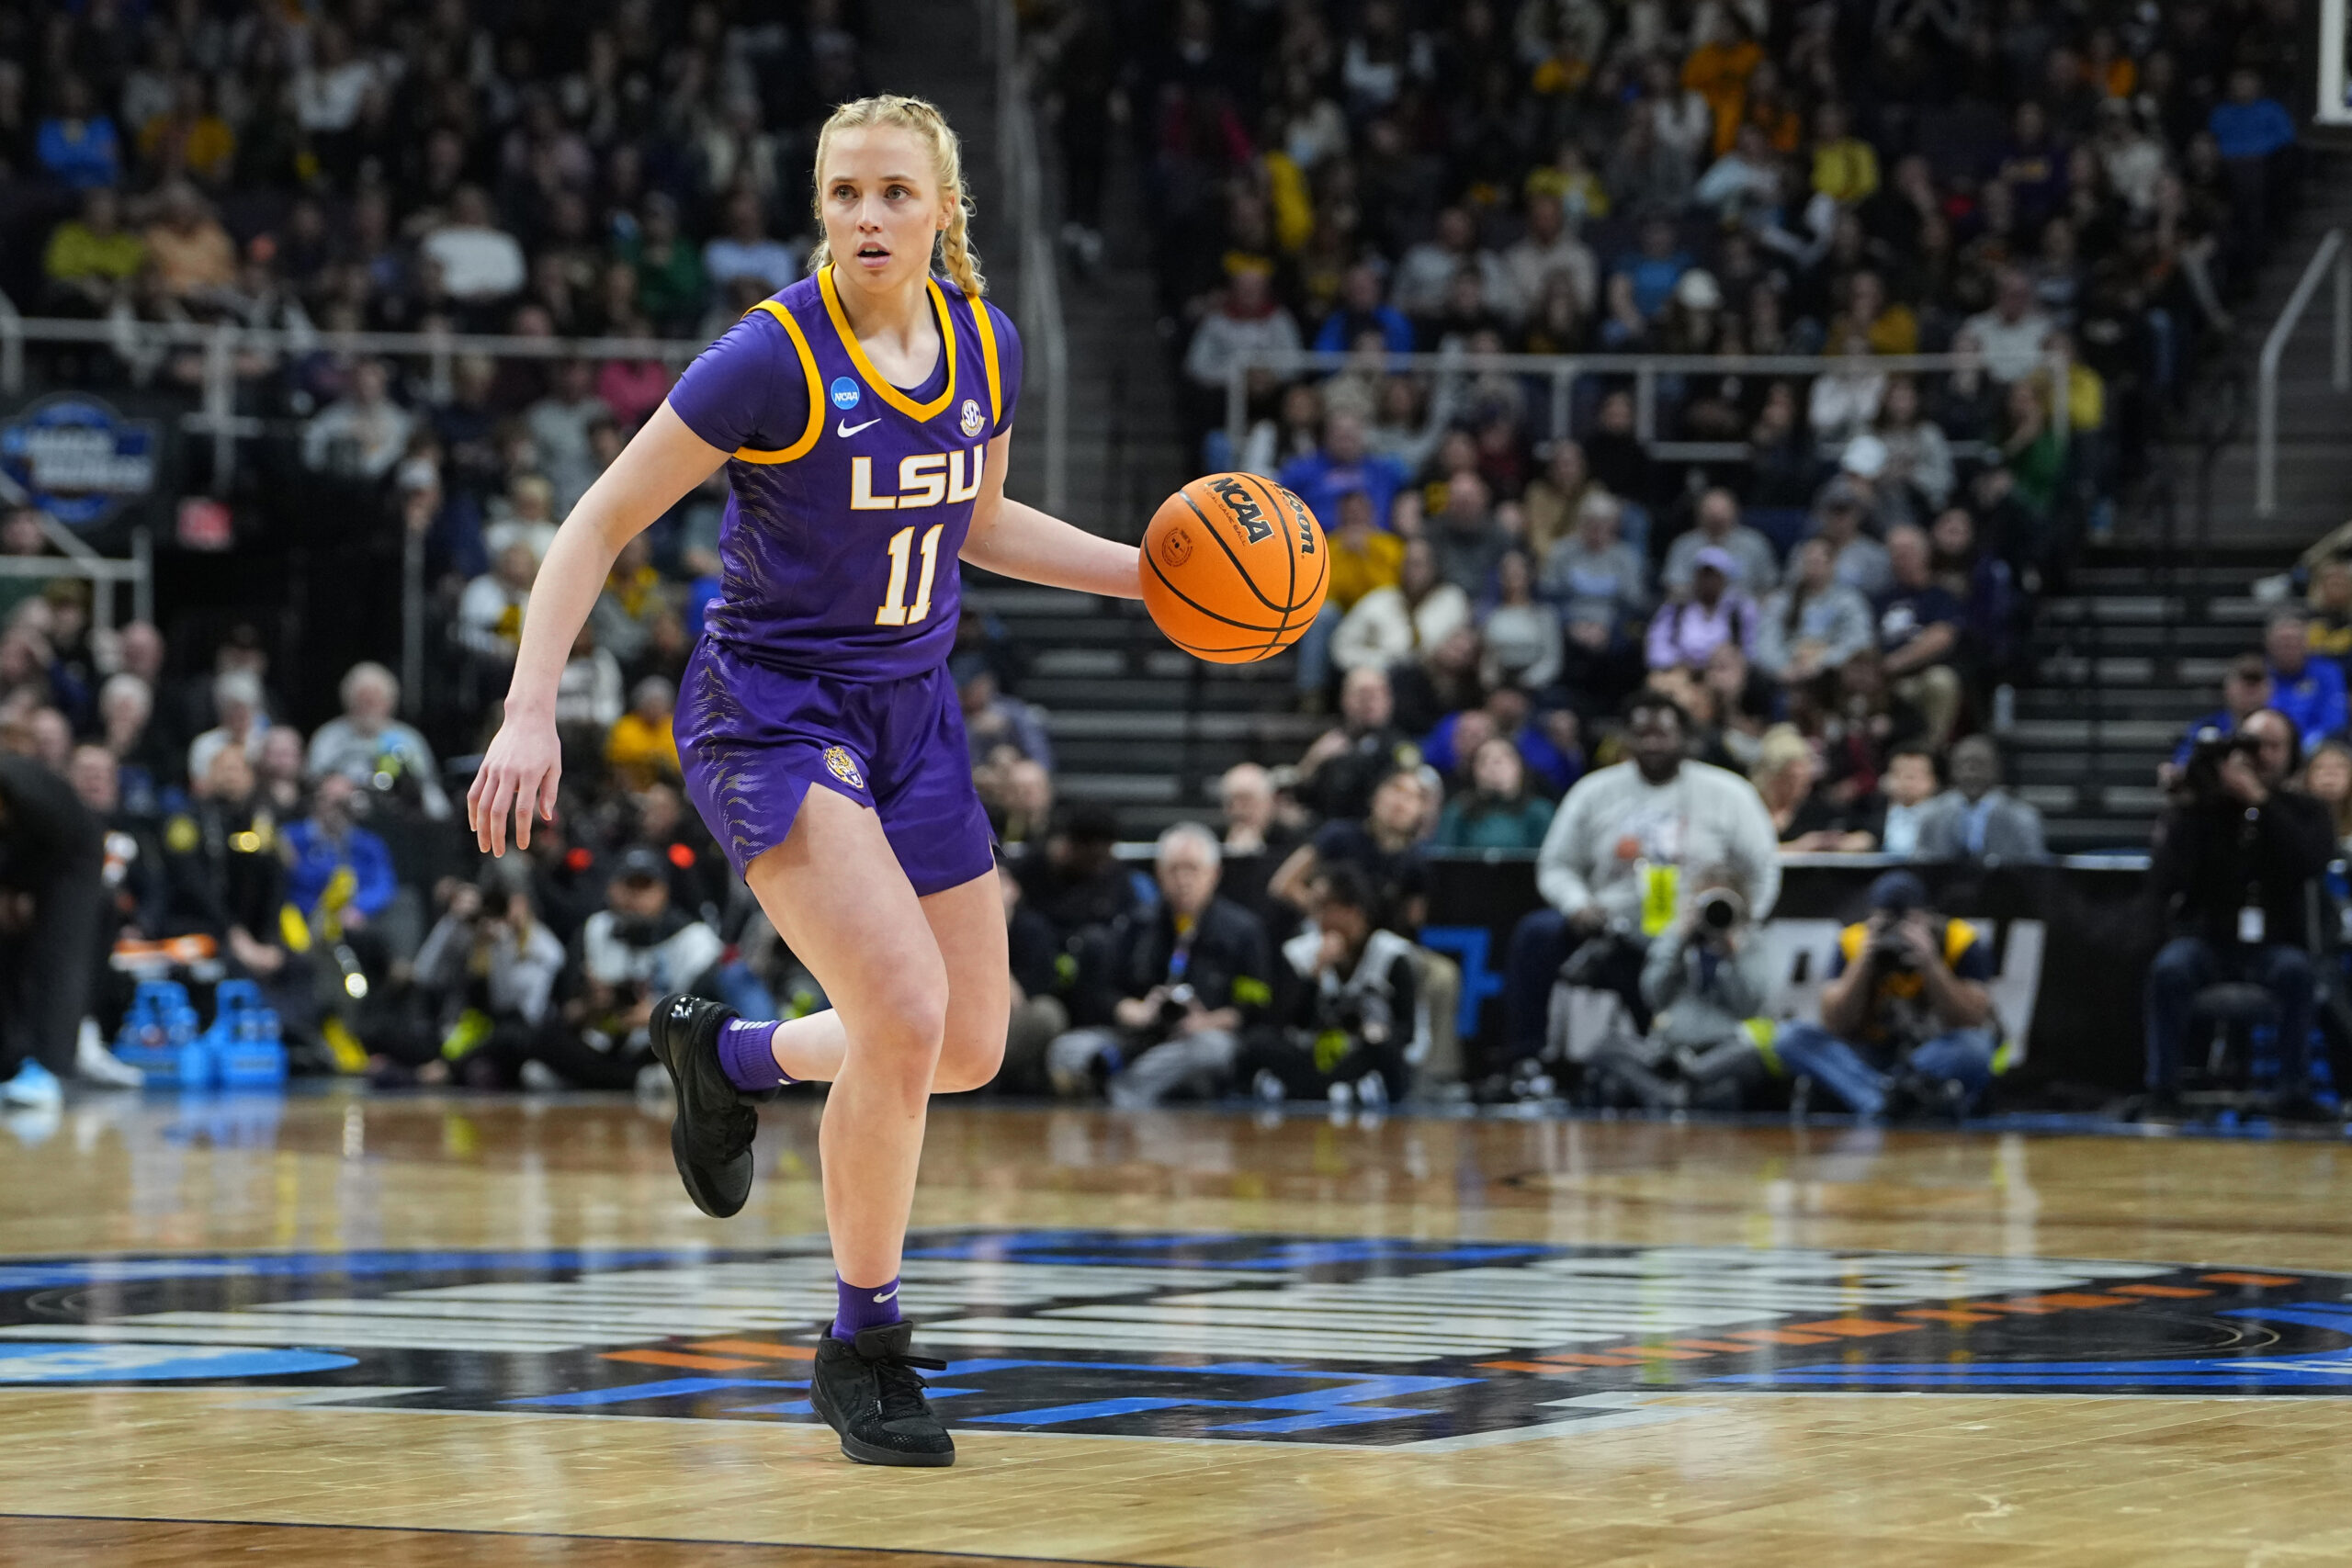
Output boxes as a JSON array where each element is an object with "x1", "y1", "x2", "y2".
[
  {"x1": 821, "y1": 745, "x2": 865, "y2": 791},
  {"x1": 830, "y1": 377, "x2": 861, "y2": 411},
  {"x1": 959, "y1": 398, "x2": 985, "y2": 437},
  {"x1": 0, "y1": 1235, "x2": 2346, "y2": 1447}
]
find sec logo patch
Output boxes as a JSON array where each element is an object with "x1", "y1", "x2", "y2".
[
  {"x1": 1159, "y1": 526, "x2": 1193, "y2": 569},
  {"x1": 959, "y1": 398, "x2": 985, "y2": 437},
  {"x1": 822, "y1": 745, "x2": 865, "y2": 791},
  {"x1": 830, "y1": 377, "x2": 861, "y2": 411}
]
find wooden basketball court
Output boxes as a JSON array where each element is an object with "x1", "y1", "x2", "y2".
[{"x1": 3, "y1": 1091, "x2": 2349, "y2": 1566}]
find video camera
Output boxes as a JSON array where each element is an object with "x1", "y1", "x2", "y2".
[{"x1": 2182, "y1": 726, "x2": 2264, "y2": 804}]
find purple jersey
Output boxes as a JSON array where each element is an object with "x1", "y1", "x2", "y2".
[{"x1": 668, "y1": 266, "x2": 1023, "y2": 682}]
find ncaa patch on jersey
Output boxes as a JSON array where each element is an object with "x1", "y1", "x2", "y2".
[
  {"x1": 960, "y1": 398, "x2": 985, "y2": 437},
  {"x1": 822, "y1": 745, "x2": 865, "y2": 790},
  {"x1": 830, "y1": 377, "x2": 861, "y2": 411}
]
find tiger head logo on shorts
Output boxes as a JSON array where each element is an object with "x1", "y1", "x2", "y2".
[{"x1": 822, "y1": 746, "x2": 865, "y2": 791}]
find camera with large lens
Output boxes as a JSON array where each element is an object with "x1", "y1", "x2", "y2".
[
  {"x1": 2184, "y1": 726, "x2": 2263, "y2": 804},
  {"x1": 1156, "y1": 982, "x2": 1197, "y2": 1031},
  {"x1": 1690, "y1": 888, "x2": 1744, "y2": 944}
]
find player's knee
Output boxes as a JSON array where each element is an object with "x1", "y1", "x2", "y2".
[
  {"x1": 933, "y1": 1014, "x2": 1009, "y2": 1094},
  {"x1": 854, "y1": 978, "x2": 950, "y2": 1101}
]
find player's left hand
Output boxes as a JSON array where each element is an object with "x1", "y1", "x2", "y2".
[{"x1": 468, "y1": 708, "x2": 563, "y2": 857}]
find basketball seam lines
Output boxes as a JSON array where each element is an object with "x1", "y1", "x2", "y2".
[
  {"x1": 1247, "y1": 475, "x2": 1306, "y2": 661},
  {"x1": 1177, "y1": 489, "x2": 1293, "y2": 616},
  {"x1": 1144, "y1": 546, "x2": 1291, "y2": 637}
]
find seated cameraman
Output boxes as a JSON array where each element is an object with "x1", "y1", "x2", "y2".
[
  {"x1": 1045, "y1": 823, "x2": 1272, "y2": 1108},
  {"x1": 2144, "y1": 709, "x2": 2335, "y2": 1119},
  {"x1": 1238, "y1": 862, "x2": 1420, "y2": 1107},
  {"x1": 1503, "y1": 689, "x2": 1781, "y2": 1065},
  {"x1": 1587, "y1": 878, "x2": 1774, "y2": 1111},
  {"x1": 1777, "y1": 870, "x2": 1998, "y2": 1120},
  {"x1": 401, "y1": 876, "x2": 567, "y2": 1086},
  {"x1": 523, "y1": 847, "x2": 725, "y2": 1091}
]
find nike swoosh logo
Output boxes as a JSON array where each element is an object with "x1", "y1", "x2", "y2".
[
  {"x1": 837, "y1": 417, "x2": 881, "y2": 438},
  {"x1": 872, "y1": 1285, "x2": 899, "y2": 1303}
]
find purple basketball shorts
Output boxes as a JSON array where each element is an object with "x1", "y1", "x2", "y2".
[{"x1": 676, "y1": 637, "x2": 996, "y2": 897}]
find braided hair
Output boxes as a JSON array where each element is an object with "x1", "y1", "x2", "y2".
[{"x1": 807, "y1": 95, "x2": 985, "y2": 298}]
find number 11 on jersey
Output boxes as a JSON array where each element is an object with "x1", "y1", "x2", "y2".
[{"x1": 875, "y1": 523, "x2": 944, "y2": 626}]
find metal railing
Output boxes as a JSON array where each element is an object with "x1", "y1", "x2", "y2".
[
  {"x1": 986, "y1": 0, "x2": 1070, "y2": 514},
  {"x1": 2256, "y1": 228, "x2": 2350, "y2": 518},
  {"x1": 0, "y1": 512, "x2": 151, "y2": 628},
  {"x1": 1221, "y1": 346, "x2": 2072, "y2": 470},
  {"x1": 0, "y1": 312, "x2": 703, "y2": 488}
]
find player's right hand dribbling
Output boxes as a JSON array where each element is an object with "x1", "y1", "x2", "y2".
[{"x1": 468, "y1": 711, "x2": 563, "y2": 857}]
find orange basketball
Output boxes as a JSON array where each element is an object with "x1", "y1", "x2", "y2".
[{"x1": 1139, "y1": 472, "x2": 1329, "y2": 664}]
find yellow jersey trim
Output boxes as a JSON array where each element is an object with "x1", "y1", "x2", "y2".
[
  {"x1": 729, "y1": 300, "x2": 824, "y2": 464},
  {"x1": 817, "y1": 265, "x2": 957, "y2": 423},
  {"x1": 970, "y1": 292, "x2": 1002, "y2": 426}
]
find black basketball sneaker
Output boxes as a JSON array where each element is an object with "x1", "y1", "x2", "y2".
[
  {"x1": 808, "y1": 1322, "x2": 956, "y2": 1467},
  {"x1": 647, "y1": 993, "x2": 759, "y2": 1218}
]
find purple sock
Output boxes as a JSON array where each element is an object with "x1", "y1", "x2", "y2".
[
  {"x1": 833, "y1": 1274, "x2": 904, "y2": 1341},
  {"x1": 716, "y1": 1018, "x2": 791, "y2": 1091}
]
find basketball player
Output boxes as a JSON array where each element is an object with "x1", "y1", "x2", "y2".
[{"x1": 467, "y1": 96, "x2": 1142, "y2": 1467}]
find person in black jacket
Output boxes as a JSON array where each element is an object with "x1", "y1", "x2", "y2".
[
  {"x1": 0, "y1": 752, "x2": 106, "y2": 1099},
  {"x1": 1238, "y1": 861, "x2": 1421, "y2": 1108},
  {"x1": 2144, "y1": 708, "x2": 2337, "y2": 1119},
  {"x1": 1044, "y1": 823, "x2": 1272, "y2": 1107}
]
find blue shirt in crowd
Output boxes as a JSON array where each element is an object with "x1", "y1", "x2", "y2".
[
  {"x1": 2209, "y1": 97, "x2": 2297, "y2": 161},
  {"x1": 2269, "y1": 658, "x2": 2346, "y2": 752},
  {"x1": 282, "y1": 819, "x2": 398, "y2": 921},
  {"x1": 1277, "y1": 448, "x2": 1408, "y2": 536},
  {"x1": 37, "y1": 116, "x2": 120, "y2": 189}
]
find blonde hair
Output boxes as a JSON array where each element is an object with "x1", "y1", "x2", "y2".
[
  {"x1": 1751, "y1": 723, "x2": 1815, "y2": 787},
  {"x1": 808, "y1": 95, "x2": 984, "y2": 298}
]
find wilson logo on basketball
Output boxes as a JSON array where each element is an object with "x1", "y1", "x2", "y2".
[
  {"x1": 1159, "y1": 527, "x2": 1193, "y2": 568},
  {"x1": 1208, "y1": 475, "x2": 1273, "y2": 544}
]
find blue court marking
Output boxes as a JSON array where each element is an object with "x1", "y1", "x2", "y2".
[
  {"x1": 0, "y1": 1342, "x2": 357, "y2": 1382},
  {"x1": 0, "y1": 1248, "x2": 694, "y2": 1292},
  {"x1": 725, "y1": 1389, "x2": 979, "y2": 1416},
  {"x1": 956, "y1": 1366, "x2": 1475, "y2": 1432}
]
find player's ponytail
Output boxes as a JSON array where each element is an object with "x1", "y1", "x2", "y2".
[{"x1": 808, "y1": 95, "x2": 987, "y2": 298}]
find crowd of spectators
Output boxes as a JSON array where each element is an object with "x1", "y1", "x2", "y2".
[{"x1": 1137, "y1": 0, "x2": 2309, "y2": 829}]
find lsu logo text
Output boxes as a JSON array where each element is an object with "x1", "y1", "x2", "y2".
[
  {"x1": 852, "y1": 448, "x2": 987, "y2": 511},
  {"x1": 1210, "y1": 476, "x2": 1273, "y2": 544}
]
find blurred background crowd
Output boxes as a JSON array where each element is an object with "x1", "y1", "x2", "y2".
[{"x1": 0, "y1": 0, "x2": 2331, "y2": 1118}]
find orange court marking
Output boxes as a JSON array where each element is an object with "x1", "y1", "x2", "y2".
[
  {"x1": 1786, "y1": 1318, "x2": 1920, "y2": 1337},
  {"x1": 2200, "y1": 1272, "x2": 2302, "y2": 1287},
  {"x1": 684, "y1": 1339, "x2": 820, "y2": 1360}
]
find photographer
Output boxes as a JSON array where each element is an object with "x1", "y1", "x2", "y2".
[
  {"x1": 401, "y1": 876, "x2": 567, "y2": 1086},
  {"x1": 1238, "y1": 863, "x2": 1421, "y2": 1107},
  {"x1": 2143, "y1": 709, "x2": 2335, "y2": 1119},
  {"x1": 1045, "y1": 823, "x2": 1272, "y2": 1108},
  {"x1": 1777, "y1": 871, "x2": 1999, "y2": 1120},
  {"x1": 1502, "y1": 689, "x2": 1781, "y2": 1065},
  {"x1": 515, "y1": 847, "x2": 724, "y2": 1091},
  {"x1": 1588, "y1": 880, "x2": 1775, "y2": 1111}
]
